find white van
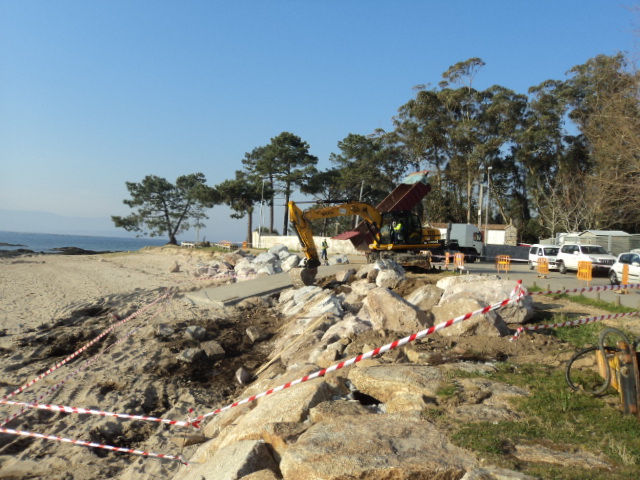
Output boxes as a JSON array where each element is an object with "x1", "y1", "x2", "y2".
[{"x1": 528, "y1": 244, "x2": 560, "y2": 270}]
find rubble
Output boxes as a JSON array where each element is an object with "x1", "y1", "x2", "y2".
[{"x1": 173, "y1": 259, "x2": 570, "y2": 480}]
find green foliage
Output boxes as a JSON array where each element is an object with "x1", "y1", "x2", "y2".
[
  {"x1": 112, "y1": 173, "x2": 218, "y2": 245},
  {"x1": 448, "y1": 364, "x2": 640, "y2": 479},
  {"x1": 241, "y1": 132, "x2": 318, "y2": 235},
  {"x1": 217, "y1": 51, "x2": 640, "y2": 240}
]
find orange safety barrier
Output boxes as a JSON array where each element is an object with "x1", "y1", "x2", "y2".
[
  {"x1": 496, "y1": 255, "x2": 511, "y2": 273},
  {"x1": 454, "y1": 252, "x2": 465, "y2": 271},
  {"x1": 537, "y1": 257, "x2": 550, "y2": 278},
  {"x1": 445, "y1": 251, "x2": 451, "y2": 270},
  {"x1": 621, "y1": 264, "x2": 629, "y2": 294},
  {"x1": 577, "y1": 260, "x2": 592, "y2": 284}
]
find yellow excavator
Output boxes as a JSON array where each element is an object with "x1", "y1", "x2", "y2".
[{"x1": 287, "y1": 200, "x2": 441, "y2": 287}]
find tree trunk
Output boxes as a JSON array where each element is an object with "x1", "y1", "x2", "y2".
[
  {"x1": 283, "y1": 181, "x2": 291, "y2": 236},
  {"x1": 247, "y1": 209, "x2": 253, "y2": 245},
  {"x1": 270, "y1": 200, "x2": 274, "y2": 233}
]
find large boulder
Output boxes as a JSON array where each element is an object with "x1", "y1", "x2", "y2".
[
  {"x1": 404, "y1": 284, "x2": 443, "y2": 312},
  {"x1": 279, "y1": 286, "x2": 326, "y2": 317},
  {"x1": 280, "y1": 254, "x2": 301, "y2": 272},
  {"x1": 359, "y1": 287, "x2": 431, "y2": 334},
  {"x1": 177, "y1": 440, "x2": 279, "y2": 480},
  {"x1": 279, "y1": 414, "x2": 477, "y2": 480},
  {"x1": 268, "y1": 244, "x2": 290, "y2": 259},
  {"x1": 437, "y1": 276, "x2": 534, "y2": 325},
  {"x1": 328, "y1": 254, "x2": 349, "y2": 265},
  {"x1": 432, "y1": 297, "x2": 511, "y2": 337},
  {"x1": 234, "y1": 258, "x2": 257, "y2": 278},
  {"x1": 373, "y1": 259, "x2": 406, "y2": 289},
  {"x1": 348, "y1": 364, "x2": 446, "y2": 403},
  {"x1": 221, "y1": 252, "x2": 245, "y2": 266},
  {"x1": 253, "y1": 252, "x2": 279, "y2": 266}
]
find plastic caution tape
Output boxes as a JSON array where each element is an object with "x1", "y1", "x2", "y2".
[
  {"x1": 2, "y1": 289, "x2": 173, "y2": 402},
  {"x1": 527, "y1": 283, "x2": 640, "y2": 296},
  {"x1": 0, "y1": 399, "x2": 194, "y2": 428},
  {"x1": 511, "y1": 311, "x2": 640, "y2": 341},
  {"x1": 188, "y1": 281, "x2": 526, "y2": 426},
  {"x1": 0, "y1": 426, "x2": 187, "y2": 463}
]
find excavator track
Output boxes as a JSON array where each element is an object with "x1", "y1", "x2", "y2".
[{"x1": 289, "y1": 267, "x2": 318, "y2": 287}]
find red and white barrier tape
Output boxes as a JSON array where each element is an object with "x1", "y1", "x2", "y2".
[
  {"x1": 187, "y1": 281, "x2": 526, "y2": 426},
  {"x1": 0, "y1": 426, "x2": 186, "y2": 464},
  {"x1": 2, "y1": 317, "x2": 154, "y2": 427},
  {"x1": 511, "y1": 311, "x2": 640, "y2": 341},
  {"x1": 2, "y1": 300, "x2": 171, "y2": 426},
  {"x1": 527, "y1": 283, "x2": 640, "y2": 296},
  {"x1": 0, "y1": 281, "x2": 527, "y2": 460},
  {"x1": 2, "y1": 289, "x2": 173, "y2": 402},
  {"x1": 0, "y1": 399, "x2": 193, "y2": 428}
]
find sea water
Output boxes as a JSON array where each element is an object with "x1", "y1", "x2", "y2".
[{"x1": 0, "y1": 231, "x2": 168, "y2": 253}]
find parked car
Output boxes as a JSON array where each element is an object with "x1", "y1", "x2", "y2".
[
  {"x1": 555, "y1": 244, "x2": 616, "y2": 274},
  {"x1": 528, "y1": 244, "x2": 560, "y2": 270},
  {"x1": 609, "y1": 252, "x2": 640, "y2": 285}
]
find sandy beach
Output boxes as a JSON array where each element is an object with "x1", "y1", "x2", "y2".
[
  {"x1": 2, "y1": 247, "x2": 639, "y2": 479},
  {"x1": 0, "y1": 247, "x2": 251, "y2": 479}
]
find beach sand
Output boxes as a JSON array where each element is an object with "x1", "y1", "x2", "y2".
[{"x1": 0, "y1": 247, "x2": 256, "y2": 479}]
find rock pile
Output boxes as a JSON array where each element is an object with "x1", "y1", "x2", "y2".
[
  {"x1": 193, "y1": 245, "x2": 350, "y2": 282},
  {"x1": 174, "y1": 262, "x2": 544, "y2": 480}
]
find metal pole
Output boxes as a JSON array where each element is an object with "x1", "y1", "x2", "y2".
[
  {"x1": 484, "y1": 166, "x2": 492, "y2": 244},
  {"x1": 478, "y1": 183, "x2": 483, "y2": 231},
  {"x1": 258, "y1": 179, "x2": 265, "y2": 248}
]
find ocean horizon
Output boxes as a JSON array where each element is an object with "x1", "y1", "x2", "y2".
[{"x1": 0, "y1": 230, "x2": 170, "y2": 253}]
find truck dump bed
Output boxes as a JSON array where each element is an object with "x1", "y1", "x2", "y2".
[{"x1": 332, "y1": 171, "x2": 431, "y2": 251}]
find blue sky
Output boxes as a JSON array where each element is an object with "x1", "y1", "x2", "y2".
[{"x1": 0, "y1": 1, "x2": 637, "y2": 242}]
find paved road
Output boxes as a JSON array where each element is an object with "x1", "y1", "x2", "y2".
[
  {"x1": 460, "y1": 261, "x2": 640, "y2": 310},
  {"x1": 186, "y1": 257, "x2": 640, "y2": 311}
]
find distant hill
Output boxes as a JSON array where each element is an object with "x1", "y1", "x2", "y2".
[
  {"x1": 0, "y1": 209, "x2": 123, "y2": 236},
  {"x1": 0, "y1": 207, "x2": 250, "y2": 242}
]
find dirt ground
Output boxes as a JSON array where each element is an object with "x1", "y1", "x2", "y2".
[{"x1": 0, "y1": 251, "x2": 635, "y2": 479}]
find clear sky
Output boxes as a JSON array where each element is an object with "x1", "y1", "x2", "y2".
[{"x1": 1, "y1": 1, "x2": 637, "y2": 242}]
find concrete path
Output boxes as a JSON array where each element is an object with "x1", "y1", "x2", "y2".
[
  {"x1": 185, "y1": 263, "x2": 359, "y2": 307},
  {"x1": 185, "y1": 258, "x2": 640, "y2": 311}
]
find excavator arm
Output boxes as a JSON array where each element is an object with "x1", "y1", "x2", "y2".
[{"x1": 288, "y1": 200, "x2": 383, "y2": 287}]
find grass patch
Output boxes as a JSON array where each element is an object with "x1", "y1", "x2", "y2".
[
  {"x1": 550, "y1": 317, "x2": 605, "y2": 348},
  {"x1": 444, "y1": 363, "x2": 640, "y2": 479},
  {"x1": 542, "y1": 292, "x2": 637, "y2": 314},
  {"x1": 563, "y1": 294, "x2": 637, "y2": 314},
  {"x1": 435, "y1": 381, "x2": 460, "y2": 398}
]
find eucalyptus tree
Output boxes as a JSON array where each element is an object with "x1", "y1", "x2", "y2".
[
  {"x1": 563, "y1": 53, "x2": 640, "y2": 231},
  {"x1": 393, "y1": 58, "x2": 526, "y2": 226}
]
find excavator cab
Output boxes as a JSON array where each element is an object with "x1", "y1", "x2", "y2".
[{"x1": 378, "y1": 211, "x2": 425, "y2": 247}]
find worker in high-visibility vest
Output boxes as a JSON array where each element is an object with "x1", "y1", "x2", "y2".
[
  {"x1": 321, "y1": 239, "x2": 329, "y2": 265},
  {"x1": 393, "y1": 220, "x2": 404, "y2": 244}
]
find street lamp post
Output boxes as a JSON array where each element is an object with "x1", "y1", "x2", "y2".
[
  {"x1": 258, "y1": 178, "x2": 266, "y2": 249},
  {"x1": 484, "y1": 166, "x2": 492, "y2": 244},
  {"x1": 477, "y1": 182, "x2": 483, "y2": 231}
]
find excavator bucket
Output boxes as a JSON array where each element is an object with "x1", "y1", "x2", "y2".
[{"x1": 289, "y1": 267, "x2": 318, "y2": 288}]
